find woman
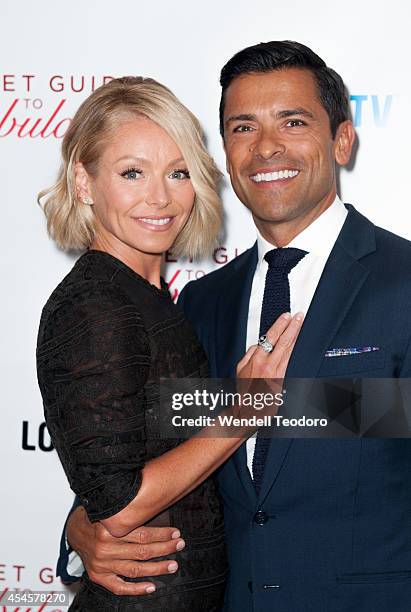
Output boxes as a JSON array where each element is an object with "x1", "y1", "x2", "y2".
[{"x1": 36, "y1": 76, "x2": 302, "y2": 611}]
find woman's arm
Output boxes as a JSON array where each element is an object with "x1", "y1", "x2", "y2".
[
  {"x1": 37, "y1": 283, "x2": 151, "y2": 525},
  {"x1": 102, "y1": 311, "x2": 303, "y2": 537},
  {"x1": 37, "y1": 281, "x2": 302, "y2": 538}
]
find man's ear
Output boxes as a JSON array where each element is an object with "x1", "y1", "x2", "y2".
[
  {"x1": 334, "y1": 120, "x2": 356, "y2": 166},
  {"x1": 74, "y1": 162, "x2": 93, "y2": 204}
]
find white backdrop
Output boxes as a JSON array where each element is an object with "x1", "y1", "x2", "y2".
[{"x1": 1, "y1": 0, "x2": 410, "y2": 606}]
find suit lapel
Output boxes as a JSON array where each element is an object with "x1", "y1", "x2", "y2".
[
  {"x1": 286, "y1": 205, "x2": 376, "y2": 379},
  {"x1": 215, "y1": 243, "x2": 258, "y2": 377},
  {"x1": 284, "y1": 247, "x2": 369, "y2": 378},
  {"x1": 215, "y1": 243, "x2": 258, "y2": 505},
  {"x1": 258, "y1": 206, "x2": 377, "y2": 503},
  {"x1": 231, "y1": 443, "x2": 257, "y2": 508}
]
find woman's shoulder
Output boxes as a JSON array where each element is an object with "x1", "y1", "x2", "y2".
[
  {"x1": 47, "y1": 250, "x2": 130, "y2": 300},
  {"x1": 39, "y1": 252, "x2": 136, "y2": 334}
]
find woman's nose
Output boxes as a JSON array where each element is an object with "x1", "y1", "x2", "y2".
[{"x1": 145, "y1": 178, "x2": 171, "y2": 208}]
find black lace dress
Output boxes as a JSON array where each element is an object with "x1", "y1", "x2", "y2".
[{"x1": 36, "y1": 250, "x2": 227, "y2": 611}]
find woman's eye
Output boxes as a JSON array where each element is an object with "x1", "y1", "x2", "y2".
[
  {"x1": 169, "y1": 169, "x2": 190, "y2": 180},
  {"x1": 233, "y1": 125, "x2": 254, "y2": 133},
  {"x1": 121, "y1": 168, "x2": 142, "y2": 180}
]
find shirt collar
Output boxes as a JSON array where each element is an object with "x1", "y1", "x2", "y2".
[{"x1": 256, "y1": 196, "x2": 348, "y2": 263}]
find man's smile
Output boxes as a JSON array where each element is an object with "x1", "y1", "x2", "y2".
[{"x1": 250, "y1": 169, "x2": 300, "y2": 183}]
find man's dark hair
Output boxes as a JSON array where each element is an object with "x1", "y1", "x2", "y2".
[{"x1": 219, "y1": 40, "x2": 349, "y2": 138}]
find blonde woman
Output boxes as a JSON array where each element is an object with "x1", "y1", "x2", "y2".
[{"x1": 36, "y1": 77, "x2": 302, "y2": 611}]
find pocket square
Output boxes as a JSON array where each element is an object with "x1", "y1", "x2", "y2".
[{"x1": 324, "y1": 347, "x2": 380, "y2": 358}]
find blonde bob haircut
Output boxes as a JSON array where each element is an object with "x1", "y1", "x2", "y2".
[{"x1": 38, "y1": 76, "x2": 222, "y2": 258}]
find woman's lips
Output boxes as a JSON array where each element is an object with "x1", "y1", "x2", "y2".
[{"x1": 132, "y1": 216, "x2": 175, "y2": 231}]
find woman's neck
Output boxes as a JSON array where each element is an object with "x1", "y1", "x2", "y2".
[{"x1": 90, "y1": 235, "x2": 163, "y2": 289}]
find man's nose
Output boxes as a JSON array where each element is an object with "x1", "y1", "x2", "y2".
[
  {"x1": 251, "y1": 128, "x2": 285, "y2": 160},
  {"x1": 145, "y1": 178, "x2": 171, "y2": 208}
]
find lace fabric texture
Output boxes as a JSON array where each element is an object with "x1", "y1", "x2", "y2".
[{"x1": 36, "y1": 250, "x2": 227, "y2": 610}]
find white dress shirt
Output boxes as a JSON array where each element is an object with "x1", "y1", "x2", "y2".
[{"x1": 246, "y1": 196, "x2": 348, "y2": 476}]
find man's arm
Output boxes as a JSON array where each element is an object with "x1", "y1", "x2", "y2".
[
  {"x1": 57, "y1": 497, "x2": 84, "y2": 583},
  {"x1": 399, "y1": 333, "x2": 411, "y2": 430}
]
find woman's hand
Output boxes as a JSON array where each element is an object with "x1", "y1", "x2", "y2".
[
  {"x1": 234, "y1": 312, "x2": 304, "y2": 417},
  {"x1": 237, "y1": 312, "x2": 304, "y2": 380}
]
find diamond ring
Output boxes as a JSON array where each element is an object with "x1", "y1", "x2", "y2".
[{"x1": 258, "y1": 334, "x2": 273, "y2": 353}]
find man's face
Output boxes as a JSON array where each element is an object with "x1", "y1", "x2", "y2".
[{"x1": 223, "y1": 68, "x2": 354, "y2": 241}]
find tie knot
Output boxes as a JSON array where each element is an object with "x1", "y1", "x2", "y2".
[{"x1": 264, "y1": 247, "x2": 307, "y2": 273}]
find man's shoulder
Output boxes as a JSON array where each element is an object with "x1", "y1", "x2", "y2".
[
  {"x1": 344, "y1": 204, "x2": 411, "y2": 277},
  {"x1": 374, "y1": 223, "x2": 411, "y2": 252},
  {"x1": 185, "y1": 244, "x2": 255, "y2": 293},
  {"x1": 178, "y1": 244, "x2": 256, "y2": 317},
  {"x1": 373, "y1": 223, "x2": 411, "y2": 276}
]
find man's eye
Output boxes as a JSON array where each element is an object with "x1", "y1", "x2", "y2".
[
  {"x1": 233, "y1": 125, "x2": 254, "y2": 133},
  {"x1": 169, "y1": 169, "x2": 190, "y2": 180},
  {"x1": 286, "y1": 119, "x2": 305, "y2": 127},
  {"x1": 121, "y1": 168, "x2": 142, "y2": 180}
]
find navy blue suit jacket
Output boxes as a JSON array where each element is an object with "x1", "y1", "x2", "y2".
[{"x1": 179, "y1": 205, "x2": 411, "y2": 612}]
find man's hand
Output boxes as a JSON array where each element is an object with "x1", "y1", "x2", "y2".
[{"x1": 67, "y1": 506, "x2": 185, "y2": 596}]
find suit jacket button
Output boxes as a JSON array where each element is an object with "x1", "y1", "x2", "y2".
[{"x1": 254, "y1": 510, "x2": 268, "y2": 525}]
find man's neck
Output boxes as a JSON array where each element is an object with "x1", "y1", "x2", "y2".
[{"x1": 254, "y1": 195, "x2": 336, "y2": 247}]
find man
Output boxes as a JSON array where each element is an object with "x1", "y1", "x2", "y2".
[{"x1": 60, "y1": 41, "x2": 411, "y2": 611}]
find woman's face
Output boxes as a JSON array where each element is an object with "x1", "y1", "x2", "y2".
[{"x1": 78, "y1": 116, "x2": 195, "y2": 259}]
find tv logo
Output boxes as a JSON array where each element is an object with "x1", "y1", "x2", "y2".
[{"x1": 350, "y1": 95, "x2": 393, "y2": 127}]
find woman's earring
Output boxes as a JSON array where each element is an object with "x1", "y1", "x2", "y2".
[{"x1": 82, "y1": 196, "x2": 94, "y2": 205}]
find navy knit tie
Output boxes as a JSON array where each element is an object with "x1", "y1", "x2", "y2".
[{"x1": 252, "y1": 247, "x2": 307, "y2": 494}]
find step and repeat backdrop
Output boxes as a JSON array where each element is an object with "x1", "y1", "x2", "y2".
[{"x1": 1, "y1": 0, "x2": 410, "y2": 606}]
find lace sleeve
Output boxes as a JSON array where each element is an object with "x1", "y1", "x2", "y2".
[{"x1": 37, "y1": 281, "x2": 151, "y2": 521}]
